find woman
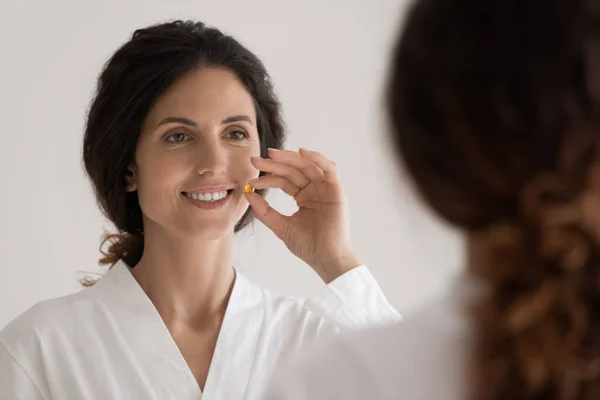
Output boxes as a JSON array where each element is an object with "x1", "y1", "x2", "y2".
[
  {"x1": 0, "y1": 21, "x2": 400, "y2": 399},
  {"x1": 268, "y1": 0, "x2": 600, "y2": 399}
]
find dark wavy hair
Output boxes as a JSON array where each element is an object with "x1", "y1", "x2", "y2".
[
  {"x1": 83, "y1": 20, "x2": 285, "y2": 269},
  {"x1": 390, "y1": 0, "x2": 600, "y2": 398}
]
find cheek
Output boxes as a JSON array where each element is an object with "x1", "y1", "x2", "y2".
[
  {"x1": 136, "y1": 154, "x2": 188, "y2": 205},
  {"x1": 230, "y1": 153, "x2": 260, "y2": 183},
  {"x1": 230, "y1": 141, "x2": 261, "y2": 179}
]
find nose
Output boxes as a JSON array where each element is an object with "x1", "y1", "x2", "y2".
[{"x1": 195, "y1": 138, "x2": 227, "y2": 176}]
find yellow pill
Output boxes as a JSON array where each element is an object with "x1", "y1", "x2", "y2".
[{"x1": 244, "y1": 183, "x2": 254, "y2": 193}]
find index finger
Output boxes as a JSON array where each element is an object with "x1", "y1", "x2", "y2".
[
  {"x1": 268, "y1": 148, "x2": 325, "y2": 182},
  {"x1": 298, "y1": 148, "x2": 340, "y2": 184}
]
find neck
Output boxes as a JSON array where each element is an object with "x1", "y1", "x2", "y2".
[{"x1": 131, "y1": 223, "x2": 235, "y2": 330}]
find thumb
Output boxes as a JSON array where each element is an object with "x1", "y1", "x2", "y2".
[{"x1": 245, "y1": 192, "x2": 288, "y2": 239}]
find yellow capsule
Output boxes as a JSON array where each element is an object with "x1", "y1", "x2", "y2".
[{"x1": 244, "y1": 183, "x2": 254, "y2": 193}]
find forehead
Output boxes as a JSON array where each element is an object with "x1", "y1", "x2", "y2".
[{"x1": 144, "y1": 67, "x2": 257, "y2": 127}]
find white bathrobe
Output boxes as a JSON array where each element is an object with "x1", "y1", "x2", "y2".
[
  {"x1": 0, "y1": 260, "x2": 400, "y2": 400},
  {"x1": 266, "y1": 276, "x2": 475, "y2": 400}
]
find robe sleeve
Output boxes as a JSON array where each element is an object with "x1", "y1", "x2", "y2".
[
  {"x1": 303, "y1": 265, "x2": 401, "y2": 331},
  {"x1": 0, "y1": 341, "x2": 47, "y2": 400}
]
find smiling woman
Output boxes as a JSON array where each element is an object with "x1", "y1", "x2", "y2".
[
  {"x1": 0, "y1": 20, "x2": 400, "y2": 400},
  {"x1": 123, "y1": 67, "x2": 263, "y2": 243}
]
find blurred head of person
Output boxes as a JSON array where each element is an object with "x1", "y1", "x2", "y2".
[{"x1": 390, "y1": 0, "x2": 600, "y2": 397}]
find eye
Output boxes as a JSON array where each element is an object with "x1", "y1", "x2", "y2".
[
  {"x1": 225, "y1": 130, "x2": 249, "y2": 141},
  {"x1": 165, "y1": 132, "x2": 191, "y2": 143}
]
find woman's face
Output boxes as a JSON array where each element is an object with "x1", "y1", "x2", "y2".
[{"x1": 127, "y1": 67, "x2": 261, "y2": 239}]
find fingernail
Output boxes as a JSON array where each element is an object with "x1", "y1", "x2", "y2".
[{"x1": 268, "y1": 148, "x2": 279, "y2": 152}]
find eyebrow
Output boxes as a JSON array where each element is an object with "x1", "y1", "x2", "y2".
[
  {"x1": 221, "y1": 115, "x2": 253, "y2": 124},
  {"x1": 157, "y1": 115, "x2": 253, "y2": 127},
  {"x1": 157, "y1": 117, "x2": 197, "y2": 127}
]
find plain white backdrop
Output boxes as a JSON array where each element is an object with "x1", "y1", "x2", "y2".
[{"x1": 0, "y1": 0, "x2": 462, "y2": 329}]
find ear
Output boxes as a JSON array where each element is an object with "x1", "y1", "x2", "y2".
[{"x1": 125, "y1": 162, "x2": 138, "y2": 192}]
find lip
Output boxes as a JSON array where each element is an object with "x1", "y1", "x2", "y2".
[
  {"x1": 181, "y1": 185, "x2": 234, "y2": 194},
  {"x1": 182, "y1": 190, "x2": 232, "y2": 210}
]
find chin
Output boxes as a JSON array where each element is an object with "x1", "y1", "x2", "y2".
[{"x1": 180, "y1": 219, "x2": 237, "y2": 240}]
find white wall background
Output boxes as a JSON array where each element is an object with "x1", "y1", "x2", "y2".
[{"x1": 0, "y1": 0, "x2": 462, "y2": 329}]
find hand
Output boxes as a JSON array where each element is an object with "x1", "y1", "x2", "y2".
[{"x1": 245, "y1": 148, "x2": 360, "y2": 284}]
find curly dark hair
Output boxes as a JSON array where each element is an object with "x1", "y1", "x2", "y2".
[
  {"x1": 82, "y1": 20, "x2": 285, "y2": 269},
  {"x1": 390, "y1": 0, "x2": 600, "y2": 398}
]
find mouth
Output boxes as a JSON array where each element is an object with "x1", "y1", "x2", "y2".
[
  {"x1": 181, "y1": 189, "x2": 234, "y2": 202},
  {"x1": 180, "y1": 189, "x2": 234, "y2": 210}
]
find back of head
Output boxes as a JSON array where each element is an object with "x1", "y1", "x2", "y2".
[
  {"x1": 83, "y1": 21, "x2": 284, "y2": 269},
  {"x1": 389, "y1": 0, "x2": 600, "y2": 398}
]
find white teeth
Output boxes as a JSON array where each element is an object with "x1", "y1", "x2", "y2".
[{"x1": 186, "y1": 190, "x2": 228, "y2": 202}]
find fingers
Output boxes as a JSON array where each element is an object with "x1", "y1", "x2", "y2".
[
  {"x1": 267, "y1": 148, "x2": 325, "y2": 182},
  {"x1": 244, "y1": 191, "x2": 288, "y2": 239},
  {"x1": 298, "y1": 148, "x2": 340, "y2": 184},
  {"x1": 250, "y1": 148, "x2": 340, "y2": 201},
  {"x1": 250, "y1": 156, "x2": 310, "y2": 189},
  {"x1": 249, "y1": 175, "x2": 301, "y2": 197}
]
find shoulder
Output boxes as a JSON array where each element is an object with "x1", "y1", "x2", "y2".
[
  {"x1": 255, "y1": 281, "x2": 335, "y2": 331},
  {"x1": 237, "y1": 273, "x2": 338, "y2": 345},
  {"x1": 236, "y1": 268, "x2": 319, "y2": 318},
  {"x1": 268, "y1": 283, "x2": 473, "y2": 400},
  {"x1": 0, "y1": 287, "x2": 98, "y2": 356},
  {"x1": 243, "y1": 264, "x2": 400, "y2": 337}
]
